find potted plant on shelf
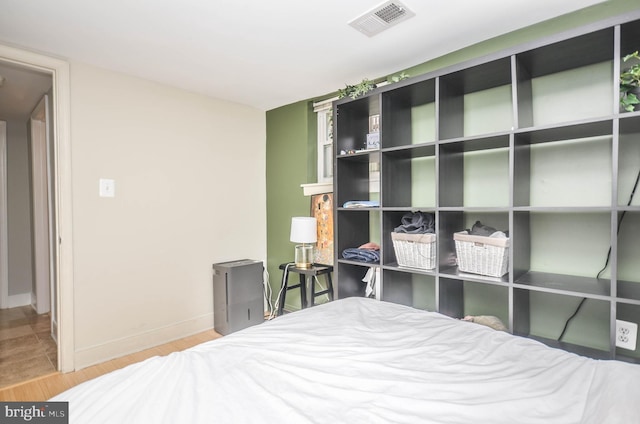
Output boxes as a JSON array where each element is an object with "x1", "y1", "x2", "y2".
[
  {"x1": 620, "y1": 51, "x2": 640, "y2": 112},
  {"x1": 337, "y1": 73, "x2": 410, "y2": 100},
  {"x1": 338, "y1": 78, "x2": 377, "y2": 99}
]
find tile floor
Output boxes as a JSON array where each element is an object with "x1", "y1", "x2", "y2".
[{"x1": 0, "y1": 306, "x2": 57, "y2": 389}]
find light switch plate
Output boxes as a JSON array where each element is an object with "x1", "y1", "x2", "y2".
[{"x1": 99, "y1": 178, "x2": 115, "y2": 197}]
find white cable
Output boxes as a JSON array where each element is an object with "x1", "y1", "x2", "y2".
[
  {"x1": 272, "y1": 263, "x2": 292, "y2": 318},
  {"x1": 312, "y1": 275, "x2": 324, "y2": 303},
  {"x1": 263, "y1": 268, "x2": 273, "y2": 317},
  {"x1": 268, "y1": 263, "x2": 293, "y2": 320}
]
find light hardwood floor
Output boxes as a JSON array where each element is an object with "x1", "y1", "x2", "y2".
[
  {"x1": 0, "y1": 306, "x2": 58, "y2": 387},
  {"x1": 0, "y1": 329, "x2": 222, "y2": 401}
]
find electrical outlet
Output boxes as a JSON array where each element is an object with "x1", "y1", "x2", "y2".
[{"x1": 615, "y1": 320, "x2": 638, "y2": 350}]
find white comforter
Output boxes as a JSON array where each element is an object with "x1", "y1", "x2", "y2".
[{"x1": 53, "y1": 297, "x2": 640, "y2": 423}]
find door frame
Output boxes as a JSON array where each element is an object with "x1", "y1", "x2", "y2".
[{"x1": 0, "y1": 44, "x2": 75, "y2": 372}]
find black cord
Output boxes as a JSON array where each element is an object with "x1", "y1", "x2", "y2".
[
  {"x1": 596, "y1": 167, "x2": 640, "y2": 279},
  {"x1": 596, "y1": 215, "x2": 623, "y2": 280},
  {"x1": 558, "y1": 167, "x2": 640, "y2": 341},
  {"x1": 558, "y1": 297, "x2": 587, "y2": 341}
]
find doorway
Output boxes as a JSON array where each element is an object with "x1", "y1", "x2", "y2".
[
  {"x1": 0, "y1": 44, "x2": 74, "y2": 374},
  {"x1": 0, "y1": 67, "x2": 56, "y2": 386}
]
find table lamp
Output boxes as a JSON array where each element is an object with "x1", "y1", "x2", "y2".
[{"x1": 290, "y1": 217, "x2": 317, "y2": 268}]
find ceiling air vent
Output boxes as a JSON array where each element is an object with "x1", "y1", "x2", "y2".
[{"x1": 349, "y1": 1, "x2": 416, "y2": 37}]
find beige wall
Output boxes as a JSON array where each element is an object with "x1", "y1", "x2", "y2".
[
  {"x1": 6, "y1": 119, "x2": 33, "y2": 300},
  {"x1": 69, "y1": 63, "x2": 266, "y2": 368}
]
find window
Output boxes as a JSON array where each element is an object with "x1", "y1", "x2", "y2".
[{"x1": 314, "y1": 98, "x2": 335, "y2": 184}]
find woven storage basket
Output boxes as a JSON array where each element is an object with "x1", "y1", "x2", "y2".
[
  {"x1": 453, "y1": 231, "x2": 509, "y2": 277},
  {"x1": 391, "y1": 232, "x2": 436, "y2": 270}
]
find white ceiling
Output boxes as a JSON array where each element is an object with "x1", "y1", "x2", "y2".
[{"x1": 0, "y1": 0, "x2": 606, "y2": 117}]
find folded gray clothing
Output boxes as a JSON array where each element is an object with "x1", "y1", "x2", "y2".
[
  {"x1": 394, "y1": 212, "x2": 435, "y2": 234},
  {"x1": 343, "y1": 200, "x2": 380, "y2": 208},
  {"x1": 342, "y1": 248, "x2": 380, "y2": 263},
  {"x1": 469, "y1": 220, "x2": 496, "y2": 236},
  {"x1": 467, "y1": 220, "x2": 508, "y2": 237}
]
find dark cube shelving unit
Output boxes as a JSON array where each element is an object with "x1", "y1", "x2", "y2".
[{"x1": 333, "y1": 11, "x2": 640, "y2": 363}]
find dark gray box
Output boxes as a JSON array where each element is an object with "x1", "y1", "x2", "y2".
[{"x1": 212, "y1": 259, "x2": 264, "y2": 335}]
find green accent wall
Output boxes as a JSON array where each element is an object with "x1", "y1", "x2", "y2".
[
  {"x1": 265, "y1": 101, "x2": 316, "y2": 311},
  {"x1": 265, "y1": 0, "x2": 640, "y2": 311}
]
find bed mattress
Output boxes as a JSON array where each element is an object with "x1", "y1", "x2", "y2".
[{"x1": 53, "y1": 297, "x2": 640, "y2": 423}]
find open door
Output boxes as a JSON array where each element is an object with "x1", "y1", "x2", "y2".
[
  {"x1": 0, "y1": 121, "x2": 7, "y2": 310},
  {"x1": 29, "y1": 95, "x2": 54, "y2": 322}
]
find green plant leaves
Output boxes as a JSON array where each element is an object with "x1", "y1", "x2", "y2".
[
  {"x1": 337, "y1": 73, "x2": 411, "y2": 100},
  {"x1": 620, "y1": 51, "x2": 640, "y2": 112},
  {"x1": 338, "y1": 78, "x2": 377, "y2": 99},
  {"x1": 621, "y1": 91, "x2": 640, "y2": 112}
]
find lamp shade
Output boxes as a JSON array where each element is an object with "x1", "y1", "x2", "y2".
[{"x1": 290, "y1": 217, "x2": 317, "y2": 244}]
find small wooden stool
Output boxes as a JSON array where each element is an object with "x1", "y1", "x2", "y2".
[{"x1": 278, "y1": 263, "x2": 334, "y2": 316}]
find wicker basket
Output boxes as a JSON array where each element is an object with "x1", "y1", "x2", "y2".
[
  {"x1": 454, "y1": 231, "x2": 509, "y2": 277},
  {"x1": 391, "y1": 232, "x2": 436, "y2": 270}
]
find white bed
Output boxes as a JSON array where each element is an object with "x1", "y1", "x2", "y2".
[{"x1": 53, "y1": 297, "x2": 640, "y2": 423}]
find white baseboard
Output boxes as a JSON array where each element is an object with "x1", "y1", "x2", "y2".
[
  {"x1": 7, "y1": 292, "x2": 32, "y2": 308},
  {"x1": 74, "y1": 313, "x2": 214, "y2": 370}
]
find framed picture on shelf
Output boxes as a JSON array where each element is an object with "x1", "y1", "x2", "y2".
[{"x1": 311, "y1": 193, "x2": 333, "y2": 265}]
